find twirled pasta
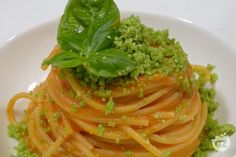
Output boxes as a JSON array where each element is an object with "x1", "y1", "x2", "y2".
[{"x1": 7, "y1": 46, "x2": 210, "y2": 157}]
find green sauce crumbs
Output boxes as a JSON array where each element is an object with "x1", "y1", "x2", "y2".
[
  {"x1": 7, "y1": 123, "x2": 39, "y2": 157},
  {"x1": 8, "y1": 0, "x2": 235, "y2": 156},
  {"x1": 72, "y1": 16, "x2": 189, "y2": 90},
  {"x1": 114, "y1": 16, "x2": 188, "y2": 77},
  {"x1": 193, "y1": 66, "x2": 236, "y2": 156}
]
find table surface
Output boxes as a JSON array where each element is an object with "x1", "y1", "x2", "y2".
[{"x1": 0, "y1": 0, "x2": 236, "y2": 54}]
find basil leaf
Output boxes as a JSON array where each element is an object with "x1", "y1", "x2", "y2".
[
  {"x1": 46, "y1": 0, "x2": 137, "y2": 78},
  {"x1": 58, "y1": 0, "x2": 120, "y2": 54},
  {"x1": 86, "y1": 49, "x2": 136, "y2": 77},
  {"x1": 43, "y1": 51, "x2": 85, "y2": 68}
]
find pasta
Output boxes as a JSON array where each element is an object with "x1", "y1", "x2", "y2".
[
  {"x1": 6, "y1": 0, "x2": 235, "y2": 156},
  {"x1": 7, "y1": 46, "x2": 209, "y2": 157}
]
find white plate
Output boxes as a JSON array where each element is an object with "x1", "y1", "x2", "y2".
[{"x1": 0, "y1": 12, "x2": 236, "y2": 157}]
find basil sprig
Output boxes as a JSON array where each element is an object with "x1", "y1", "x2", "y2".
[{"x1": 44, "y1": 0, "x2": 136, "y2": 77}]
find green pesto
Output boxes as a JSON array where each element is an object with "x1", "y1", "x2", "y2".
[
  {"x1": 75, "y1": 92, "x2": 81, "y2": 99},
  {"x1": 47, "y1": 96, "x2": 54, "y2": 104},
  {"x1": 107, "y1": 120, "x2": 116, "y2": 127},
  {"x1": 177, "y1": 75, "x2": 197, "y2": 94},
  {"x1": 138, "y1": 88, "x2": 144, "y2": 98},
  {"x1": 70, "y1": 104, "x2": 78, "y2": 112},
  {"x1": 7, "y1": 123, "x2": 39, "y2": 157},
  {"x1": 8, "y1": 122, "x2": 28, "y2": 140},
  {"x1": 79, "y1": 100, "x2": 87, "y2": 108},
  {"x1": 63, "y1": 127, "x2": 69, "y2": 135},
  {"x1": 39, "y1": 109, "x2": 48, "y2": 117},
  {"x1": 59, "y1": 69, "x2": 65, "y2": 79},
  {"x1": 162, "y1": 150, "x2": 171, "y2": 157},
  {"x1": 67, "y1": 90, "x2": 76, "y2": 98},
  {"x1": 72, "y1": 16, "x2": 189, "y2": 90},
  {"x1": 193, "y1": 68, "x2": 236, "y2": 157},
  {"x1": 50, "y1": 112, "x2": 61, "y2": 122},
  {"x1": 114, "y1": 16, "x2": 188, "y2": 78},
  {"x1": 124, "y1": 150, "x2": 134, "y2": 156},
  {"x1": 193, "y1": 149, "x2": 208, "y2": 157},
  {"x1": 139, "y1": 132, "x2": 150, "y2": 143},
  {"x1": 206, "y1": 64, "x2": 215, "y2": 71},
  {"x1": 32, "y1": 91, "x2": 46, "y2": 99},
  {"x1": 97, "y1": 123, "x2": 105, "y2": 136},
  {"x1": 105, "y1": 97, "x2": 115, "y2": 115},
  {"x1": 210, "y1": 73, "x2": 218, "y2": 84},
  {"x1": 121, "y1": 115, "x2": 128, "y2": 121},
  {"x1": 95, "y1": 88, "x2": 111, "y2": 98},
  {"x1": 115, "y1": 137, "x2": 121, "y2": 144},
  {"x1": 178, "y1": 114, "x2": 187, "y2": 121}
]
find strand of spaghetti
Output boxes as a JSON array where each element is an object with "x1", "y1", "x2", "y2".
[
  {"x1": 47, "y1": 73, "x2": 150, "y2": 126},
  {"x1": 94, "y1": 148, "x2": 155, "y2": 157},
  {"x1": 170, "y1": 139, "x2": 200, "y2": 157},
  {"x1": 6, "y1": 38, "x2": 216, "y2": 157},
  {"x1": 32, "y1": 109, "x2": 67, "y2": 157},
  {"x1": 151, "y1": 111, "x2": 176, "y2": 119},
  {"x1": 162, "y1": 102, "x2": 207, "y2": 153},
  {"x1": 35, "y1": 107, "x2": 54, "y2": 144},
  {"x1": 192, "y1": 65, "x2": 211, "y2": 82},
  {"x1": 184, "y1": 140, "x2": 201, "y2": 157},
  {"x1": 44, "y1": 95, "x2": 73, "y2": 138},
  {"x1": 42, "y1": 136, "x2": 65, "y2": 157},
  {"x1": 86, "y1": 134, "x2": 133, "y2": 145},
  {"x1": 7, "y1": 92, "x2": 36, "y2": 124},
  {"x1": 120, "y1": 126, "x2": 162, "y2": 157},
  {"x1": 111, "y1": 75, "x2": 176, "y2": 98},
  {"x1": 67, "y1": 115, "x2": 130, "y2": 140},
  {"x1": 41, "y1": 100, "x2": 78, "y2": 156},
  {"x1": 48, "y1": 71, "x2": 148, "y2": 126},
  {"x1": 64, "y1": 69, "x2": 171, "y2": 113},
  {"x1": 35, "y1": 110, "x2": 73, "y2": 156},
  {"x1": 60, "y1": 113, "x2": 74, "y2": 136},
  {"x1": 85, "y1": 88, "x2": 170, "y2": 113},
  {"x1": 28, "y1": 110, "x2": 44, "y2": 152},
  {"x1": 73, "y1": 133, "x2": 94, "y2": 150},
  {"x1": 86, "y1": 136, "x2": 125, "y2": 150},
  {"x1": 71, "y1": 113, "x2": 149, "y2": 126},
  {"x1": 71, "y1": 141, "x2": 96, "y2": 157},
  {"x1": 143, "y1": 94, "x2": 197, "y2": 134},
  {"x1": 175, "y1": 93, "x2": 201, "y2": 125},
  {"x1": 157, "y1": 120, "x2": 193, "y2": 136},
  {"x1": 150, "y1": 107, "x2": 201, "y2": 144},
  {"x1": 131, "y1": 92, "x2": 180, "y2": 116},
  {"x1": 145, "y1": 118, "x2": 178, "y2": 134},
  {"x1": 150, "y1": 123, "x2": 195, "y2": 144},
  {"x1": 45, "y1": 108, "x2": 74, "y2": 156}
]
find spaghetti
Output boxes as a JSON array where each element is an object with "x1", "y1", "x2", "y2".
[
  {"x1": 7, "y1": 46, "x2": 209, "y2": 157},
  {"x1": 6, "y1": 0, "x2": 236, "y2": 155}
]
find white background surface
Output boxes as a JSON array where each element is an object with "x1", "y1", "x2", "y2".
[{"x1": 0, "y1": 0, "x2": 236, "y2": 54}]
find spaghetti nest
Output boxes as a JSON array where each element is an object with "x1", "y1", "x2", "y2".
[{"x1": 7, "y1": 47, "x2": 209, "y2": 157}]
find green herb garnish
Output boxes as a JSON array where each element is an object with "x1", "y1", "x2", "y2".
[
  {"x1": 193, "y1": 67, "x2": 236, "y2": 156},
  {"x1": 50, "y1": 112, "x2": 61, "y2": 122},
  {"x1": 97, "y1": 123, "x2": 105, "y2": 136},
  {"x1": 124, "y1": 150, "x2": 133, "y2": 156},
  {"x1": 105, "y1": 97, "x2": 115, "y2": 115},
  {"x1": 162, "y1": 150, "x2": 170, "y2": 157},
  {"x1": 43, "y1": 0, "x2": 136, "y2": 78},
  {"x1": 8, "y1": 123, "x2": 39, "y2": 157},
  {"x1": 71, "y1": 104, "x2": 78, "y2": 112}
]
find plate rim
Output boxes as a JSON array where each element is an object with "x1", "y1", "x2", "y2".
[
  {"x1": 1, "y1": 11, "x2": 236, "y2": 57},
  {"x1": 0, "y1": 11, "x2": 236, "y2": 157}
]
